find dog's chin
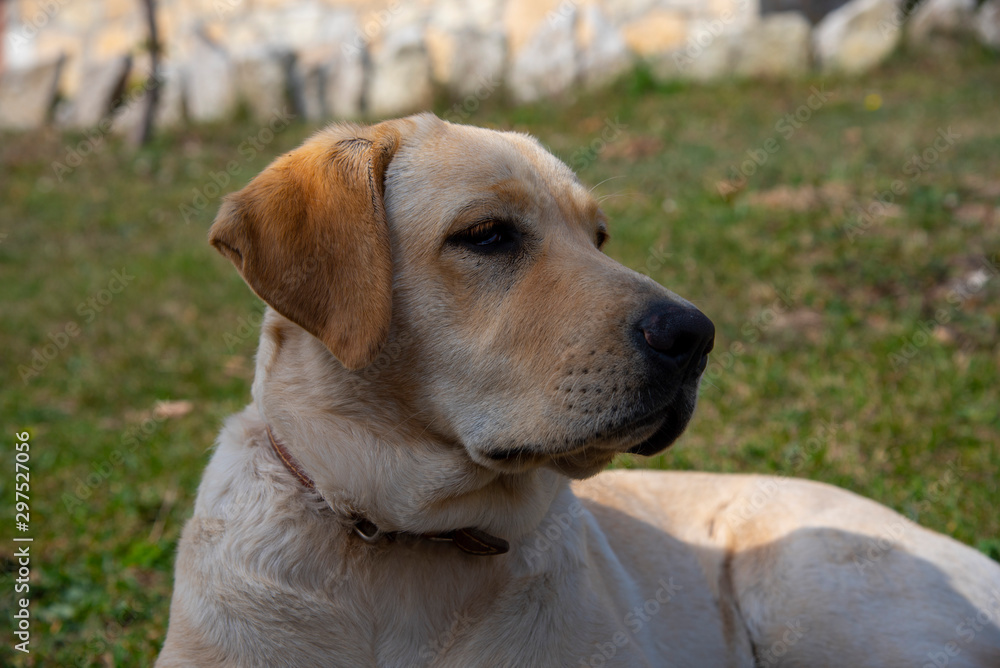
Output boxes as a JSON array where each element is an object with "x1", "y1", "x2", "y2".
[
  {"x1": 544, "y1": 449, "x2": 618, "y2": 479},
  {"x1": 470, "y1": 445, "x2": 617, "y2": 479},
  {"x1": 470, "y1": 387, "x2": 698, "y2": 478},
  {"x1": 546, "y1": 399, "x2": 696, "y2": 479}
]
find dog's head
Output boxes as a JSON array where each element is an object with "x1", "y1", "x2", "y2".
[{"x1": 210, "y1": 114, "x2": 713, "y2": 480}]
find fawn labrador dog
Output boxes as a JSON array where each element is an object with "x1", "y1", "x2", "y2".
[{"x1": 158, "y1": 114, "x2": 1000, "y2": 667}]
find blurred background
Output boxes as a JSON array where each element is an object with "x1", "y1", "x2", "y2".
[{"x1": 1, "y1": 0, "x2": 998, "y2": 664}]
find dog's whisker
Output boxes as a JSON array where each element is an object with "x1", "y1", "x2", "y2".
[
  {"x1": 383, "y1": 408, "x2": 433, "y2": 439},
  {"x1": 596, "y1": 191, "x2": 628, "y2": 204},
  {"x1": 589, "y1": 175, "x2": 627, "y2": 193}
]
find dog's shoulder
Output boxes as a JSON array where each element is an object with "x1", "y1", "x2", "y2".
[{"x1": 164, "y1": 405, "x2": 369, "y2": 666}]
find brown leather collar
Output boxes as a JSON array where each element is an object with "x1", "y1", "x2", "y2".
[{"x1": 265, "y1": 424, "x2": 509, "y2": 556}]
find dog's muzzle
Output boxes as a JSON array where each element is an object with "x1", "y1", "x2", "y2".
[{"x1": 621, "y1": 301, "x2": 715, "y2": 457}]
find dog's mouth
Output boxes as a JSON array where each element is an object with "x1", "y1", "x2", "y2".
[
  {"x1": 474, "y1": 388, "x2": 697, "y2": 477},
  {"x1": 623, "y1": 394, "x2": 696, "y2": 456}
]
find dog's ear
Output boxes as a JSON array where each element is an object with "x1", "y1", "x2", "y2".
[{"x1": 209, "y1": 121, "x2": 403, "y2": 370}]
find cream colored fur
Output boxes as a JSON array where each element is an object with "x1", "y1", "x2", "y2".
[{"x1": 158, "y1": 114, "x2": 1000, "y2": 667}]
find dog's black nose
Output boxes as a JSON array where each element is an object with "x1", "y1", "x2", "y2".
[{"x1": 638, "y1": 302, "x2": 715, "y2": 374}]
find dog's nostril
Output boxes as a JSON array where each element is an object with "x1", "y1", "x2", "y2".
[
  {"x1": 639, "y1": 303, "x2": 715, "y2": 370},
  {"x1": 644, "y1": 329, "x2": 701, "y2": 359}
]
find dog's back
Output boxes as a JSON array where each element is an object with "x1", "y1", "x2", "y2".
[{"x1": 576, "y1": 470, "x2": 1000, "y2": 667}]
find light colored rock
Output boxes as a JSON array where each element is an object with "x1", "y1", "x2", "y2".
[
  {"x1": 813, "y1": 0, "x2": 904, "y2": 73},
  {"x1": 657, "y1": 25, "x2": 734, "y2": 81},
  {"x1": 325, "y1": 48, "x2": 367, "y2": 119},
  {"x1": 62, "y1": 55, "x2": 132, "y2": 128},
  {"x1": 603, "y1": 0, "x2": 663, "y2": 27},
  {"x1": 504, "y1": 0, "x2": 565, "y2": 57},
  {"x1": 52, "y1": 1, "x2": 102, "y2": 27},
  {"x1": 508, "y1": 3, "x2": 578, "y2": 103},
  {"x1": 974, "y1": 0, "x2": 1000, "y2": 48},
  {"x1": 105, "y1": 0, "x2": 136, "y2": 22},
  {"x1": 265, "y1": 2, "x2": 328, "y2": 47},
  {"x1": 356, "y1": 2, "x2": 424, "y2": 53},
  {"x1": 9, "y1": 20, "x2": 47, "y2": 69},
  {"x1": 316, "y1": 10, "x2": 366, "y2": 57},
  {"x1": 298, "y1": 45, "x2": 366, "y2": 121},
  {"x1": 226, "y1": 17, "x2": 266, "y2": 55},
  {"x1": 297, "y1": 54, "x2": 327, "y2": 122},
  {"x1": 424, "y1": 26, "x2": 456, "y2": 84},
  {"x1": 442, "y1": 29, "x2": 507, "y2": 97},
  {"x1": 430, "y1": 0, "x2": 505, "y2": 33},
  {"x1": 909, "y1": 0, "x2": 976, "y2": 42},
  {"x1": 149, "y1": 64, "x2": 186, "y2": 128},
  {"x1": 621, "y1": 9, "x2": 689, "y2": 55},
  {"x1": 235, "y1": 49, "x2": 296, "y2": 121},
  {"x1": 294, "y1": 11, "x2": 367, "y2": 121},
  {"x1": 183, "y1": 34, "x2": 237, "y2": 122},
  {"x1": 368, "y1": 25, "x2": 433, "y2": 117},
  {"x1": 94, "y1": 18, "x2": 142, "y2": 60},
  {"x1": 0, "y1": 56, "x2": 64, "y2": 130},
  {"x1": 734, "y1": 12, "x2": 811, "y2": 77},
  {"x1": 711, "y1": 0, "x2": 761, "y2": 33},
  {"x1": 578, "y1": 5, "x2": 633, "y2": 88},
  {"x1": 436, "y1": 28, "x2": 506, "y2": 123}
]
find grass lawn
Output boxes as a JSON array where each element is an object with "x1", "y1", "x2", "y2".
[{"x1": 1, "y1": 41, "x2": 998, "y2": 665}]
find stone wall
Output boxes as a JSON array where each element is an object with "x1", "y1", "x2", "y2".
[{"x1": 0, "y1": 0, "x2": 997, "y2": 130}]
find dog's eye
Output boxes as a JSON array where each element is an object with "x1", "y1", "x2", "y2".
[{"x1": 451, "y1": 221, "x2": 521, "y2": 253}]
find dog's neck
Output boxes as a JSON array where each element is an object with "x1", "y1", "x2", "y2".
[
  {"x1": 264, "y1": 422, "x2": 510, "y2": 555},
  {"x1": 249, "y1": 310, "x2": 566, "y2": 542}
]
